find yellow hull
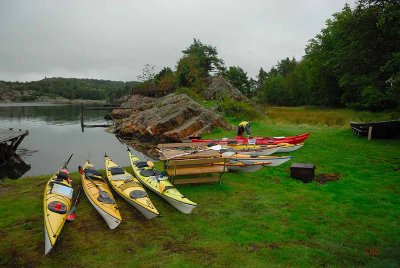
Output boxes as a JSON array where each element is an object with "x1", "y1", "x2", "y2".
[
  {"x1": 80, "y1": 161, "x2": 122, "y2": 229},
  {"x1": 104, "y1": 157, "x2": 159, "y2": 219},
  {"x1": 128, "y1": 151, "x2": 196, "y2": 214},
  {"x1": 43, "y1": 169, "x2": 73, "y2": 255}
]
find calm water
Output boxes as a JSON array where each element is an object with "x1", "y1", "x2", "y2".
[{"x1": 0, "y1": 103, "x2": 147, "y2": 178}]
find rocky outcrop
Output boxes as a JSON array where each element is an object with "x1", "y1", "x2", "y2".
[
  {"x1": 113, "y1": 93, "x2": 234, "y2": 142},
  {"x1": 0, "y1": 88, "x2": 35, "y2": 102},
  {"x1": 204, "y1": 76, "x2": 249, "y2": 101}
]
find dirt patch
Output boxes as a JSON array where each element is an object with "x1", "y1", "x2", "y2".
[
  {"x1": 0, "y1": 185, "x2": 12, "y2": 196},
  {"x1": 365, "y1": 247, "x2": 380, "y2": 257},
  {"x1": 247, "y1": 242, "x2": 281, "y2": 252},
  {"x1": 315, "y1": 173, "x2": 341, "y2": 184}
]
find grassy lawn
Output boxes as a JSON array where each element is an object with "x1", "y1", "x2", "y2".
[{"x1": 0, "y1": 108, "x2": 399, "y2": 267}]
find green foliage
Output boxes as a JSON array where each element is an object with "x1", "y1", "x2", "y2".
[
  {"x1": 176, "y1": 39, "x2": 224, "y2": 90},
  {"x1": 223, "y1": 66, "x2": 252, "y2": 96},
  {"x1": 0, "y1": 78, "x2": 138, "y2": 101},
  {"x1": 261, "y1": 1, "x2": 400, "y2": 111},
  {"x1": 175, "y1": 87, "x2": 203, "y2": 102},
  {"x1": 181, "y1": 38, "x2": 225, "y2": 75},
  {"x1": 219, "y1": 97, "x2": 262, "y2": 120}
]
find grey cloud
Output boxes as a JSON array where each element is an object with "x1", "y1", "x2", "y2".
[{"x1": 0, "y1": 0, "x2": 354, "y2": 81}]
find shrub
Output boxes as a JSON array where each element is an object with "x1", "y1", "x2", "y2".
[{"x1": 219, "y1": 97, "x2": 262, "y2": 120}]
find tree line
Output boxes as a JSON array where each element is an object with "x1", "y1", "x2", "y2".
[
  {"x1": 144, "y1": 0, "x2": 399, "y2": 111},
  {"x1": 0, "y1": 78, "x2": 138, "y2": 101}
]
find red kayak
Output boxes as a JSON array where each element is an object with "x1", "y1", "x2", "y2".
[{"x1": 191, "y1": 132, "x2": 310, "y2": 145}]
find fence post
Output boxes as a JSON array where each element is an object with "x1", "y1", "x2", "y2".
[{"x1": 368, "y1": 126, "x2": 373, "y2": 140}]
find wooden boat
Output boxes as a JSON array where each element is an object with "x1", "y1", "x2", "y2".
[{"x1": 350, "y1": 120, "x2": 400, "y2": 139}]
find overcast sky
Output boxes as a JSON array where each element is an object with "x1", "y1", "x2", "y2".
[{"x1": 0, "y1": 0, "x2": 354, "y2": 82}]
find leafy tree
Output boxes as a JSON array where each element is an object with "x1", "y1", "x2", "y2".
[
  {"x1": 181, "y1": 39, "x2": 225, "y2": 75},
  {"x1": 223, "y1": 66, "x2": 252, "y2": 96}
]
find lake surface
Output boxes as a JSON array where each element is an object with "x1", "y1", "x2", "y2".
[{"x1": 0, "y1": 103, "x2": 147, "y2": 178}]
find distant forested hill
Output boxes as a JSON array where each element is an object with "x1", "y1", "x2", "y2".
[{"x1": 0, "y1": 78, "x2": 138, "y2": 101}]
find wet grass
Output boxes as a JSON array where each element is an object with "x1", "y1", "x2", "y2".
[{"x1": 0, "y1": 109, "x2": 399, "y2": 267}]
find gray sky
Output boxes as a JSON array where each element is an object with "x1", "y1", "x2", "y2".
[{"x1": 0, "y1": 0, "x2": 354, "y2": 82}]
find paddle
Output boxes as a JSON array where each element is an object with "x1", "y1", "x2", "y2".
[
  {"x1": 66, "y1": 186, "x2": 81, "y2": 222},
  {"x1": 63, "y1": 153, "x2": 74, "y2": 168}
]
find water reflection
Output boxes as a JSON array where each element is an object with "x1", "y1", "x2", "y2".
[
  {"x1": 0, "y1": 103, "x2": 147, "y2": 178},
  {"x1": 0, "y1": 153, "x2": 31, "y2": 179}
]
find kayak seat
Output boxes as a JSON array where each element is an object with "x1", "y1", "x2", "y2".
[
  {"x1": 140, "y1": 169, "x2": 156, "y2": 177},
  {"x1": 108, "y1": 167, "x2": 125, "y2": 175},
  {"x1": 84, "y1": 168, "x2": 102, "y2": 177},
  {"x1": 129, "y1": 190, "x2": 147, "y2": 199},
  {"x1": 135, "y1": 161, "x2": 149, "y2": 168},
  {"x1": 164, "y1": 185, "x2": 174, "y2": 191},
  {"x1": 56, "y1": 172, "x2": 69, "y2": 181},
  {"x1": 97, "y1": 192, "x2": 115, "y2": 204}
]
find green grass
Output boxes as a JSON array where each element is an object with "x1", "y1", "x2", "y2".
[{"x1": 0, "y1": 108, "x2": 399, "y2": 267}]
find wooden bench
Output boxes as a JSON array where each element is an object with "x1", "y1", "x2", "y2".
[{"x1": 166, "y1": 158, "x2": 227, "y2": 185}]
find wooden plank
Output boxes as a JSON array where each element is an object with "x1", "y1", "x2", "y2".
[
  {"x1": 0, "y1": 129, "x2": 29, "y2": 143},
  {"x1": 167, "y1": 166, "x2": 225, "y2": 176},
  {"x1": 173, "y1": 176, "x2": 220, "y2": 185},
  {"x1": 368, "y1": 126, "x2": 373, "y2": 140},
  {"x1": 168, "y1": 158, "x2": 225, "y2": 166}
]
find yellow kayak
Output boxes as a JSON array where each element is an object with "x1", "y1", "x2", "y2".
[
  {"x1": 43, "y1": 167, "x2": 73, "y2": 255},
  {"x1": 128, "y1": 150, "x2": 196, "y2": 214},
  {"x1": 104, "y1": 156, "x2": 159, "y2": 219},
  {"x1": 79, "y1": 161, "x2": 122, "y2": 229}
]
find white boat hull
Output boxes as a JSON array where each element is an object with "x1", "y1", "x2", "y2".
[
  {"x1": 142, "y1": 183, "x2": 195, "y2": 214},
  {"x1": 235, "y1": 147, "x2": 279, "y2": 156},
  {"x1": 227, "y1": 164, "x2": 263, "y2": 172},
  {"x1": 228, "y1": 157, "x2": 293, "y2": 167},
  {"x1": 84, "y1": 189, "x2": 121, "y2": 229},
  {"x1": 277, "y1": 144, "x2": 303, "y2": 153},
  {"x1": 44, "y1": 224, "x2": 52, "y2": 255},
  {"x1": 120, "y1": 194, "x2": 158, "y2": 220},
  {"x1": 162, "y1": 194, "x2": 196, "y2": 214}
]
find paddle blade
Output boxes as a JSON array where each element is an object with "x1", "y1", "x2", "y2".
[{"x1": 66, "y1": 207, "x2": 76, "y2": 222}]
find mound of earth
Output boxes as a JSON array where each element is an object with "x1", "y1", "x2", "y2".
[{"x1": 113, "y1": 93, "x2": 233, "y2": 142}]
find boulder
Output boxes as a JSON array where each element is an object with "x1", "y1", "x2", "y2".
[
  {"x1": 204, "y1": 76, "x2": 249, "y2": 101},
  {"x1": 114, "y1": 93, "x2": 234, "y2": 142}
]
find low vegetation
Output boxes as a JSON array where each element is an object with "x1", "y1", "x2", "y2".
[{"x1": 0, "y1": 109, "x2": 399, "y2": 267}]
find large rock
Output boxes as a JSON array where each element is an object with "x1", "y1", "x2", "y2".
[
  {"x1": 204, "y1": 76, "x2": 249, "y2": 101},
  {"x1": 113, "y1": 93, "x2": 233, "y2": 142}
]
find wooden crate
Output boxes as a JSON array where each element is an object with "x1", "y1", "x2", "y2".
[{"x1": 290, "y1": 163, "x2": 315, "y2": 183}]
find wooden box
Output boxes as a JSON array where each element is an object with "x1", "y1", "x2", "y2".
[{"x1": 290, "y1": 163, "x2": 315, "y2": 183}]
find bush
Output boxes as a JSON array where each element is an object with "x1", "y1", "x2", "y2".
[{"x1": 219, "y1": 97, "x2": 262, "y2": 120}]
